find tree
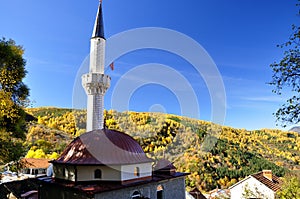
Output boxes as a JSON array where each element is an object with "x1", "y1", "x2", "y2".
[
  {"x1": 277, "y1": 173, "x2": 300, "y2": 199},
  {"x1": 0, "y1": 38, "x2": 29, "y2": 164},
  {"x1": 269, "y1": 1, "x2": 300, "y2": 127},
  {"x1": 0, "y1": 38, "x2": 29, "y2": 105},
  {"x1": 242, "y1": 183, "x2": 269, "y2": 199}
]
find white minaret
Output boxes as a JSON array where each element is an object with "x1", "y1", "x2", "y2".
[{"x1": 82, "y1": 2, "x2": 110, "y2": 131}]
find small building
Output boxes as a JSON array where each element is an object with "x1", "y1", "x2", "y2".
[
  {"x1": 229, "y1": 170, "x2": 282, "y2": 199},
  {"x1": 20, "y1": 158, "x2": 50, "y2": 177}
]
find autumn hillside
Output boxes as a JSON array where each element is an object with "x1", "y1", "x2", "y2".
[{"x1": 24, "y1": 107, "x2": 300, "y2": 192}]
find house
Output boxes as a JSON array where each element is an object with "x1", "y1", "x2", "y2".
[
  {"x1": 0, "y1": 159, "x2": 48, "y2": 198},
  {"x1": 229, "y1": 170, "x2": 282, "y2": 199},
  {"x1": 20, "y1": 158, "x2": 50, "y2": 177}
]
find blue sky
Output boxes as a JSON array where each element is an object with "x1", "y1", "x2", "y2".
[{"x1": 0, "y1": 0, "x2": 299, "y2": 130}]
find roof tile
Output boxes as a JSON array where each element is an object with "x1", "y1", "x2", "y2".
[{"x1": 251, "y1": 171, "x2": 282, "y2": 192}]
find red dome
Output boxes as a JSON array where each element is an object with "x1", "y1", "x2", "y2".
[{"x1": 52, "y1": 129, "x2": 153, "y2": 165}]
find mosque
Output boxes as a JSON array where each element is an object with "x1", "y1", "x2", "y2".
[{"x1": 37, "y1": 2, "x2": 188, "y2": 199}]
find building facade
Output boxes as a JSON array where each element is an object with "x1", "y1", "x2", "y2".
[
  {"x1": 38, "y1": 130, "x2": 187, "y2": 199},
  {"x1": 21, "y1": 158, "x2": 50, "y2": 177}
]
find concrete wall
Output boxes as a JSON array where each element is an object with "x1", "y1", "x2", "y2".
[
  {"x1": 54, "y1": 163, "x2": 152, "y2": 182},
  {"x1": 39, "y1": 186, "x2": 89, "y2": 199},
  {"x1": 121, "y1": 163, "x2": 152, "y2": 181},
  {"x1": 77, "y1": 165, "x2": 121, "y2": 181},
  {"x1": 230, "y1": 176, "x2": 275, "y2": 199},
  {"x1": 53, "y1": 164, "x2": 76, "y2": 182}
]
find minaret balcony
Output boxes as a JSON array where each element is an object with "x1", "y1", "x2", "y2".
[{"x1": 82, "y1": 73, "x2": 111, "y2": 95}]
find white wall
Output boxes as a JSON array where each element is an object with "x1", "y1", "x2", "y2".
[
  {"x1": 53, "y1": 164, "x2": 76, "y2": 181},
  {"x1": 54, "y1": 163, "x2": 152, "y2": 182},
  {"x1": 77, "y1": 165, "x2": 121, "y2": 181},
  {"x1": 230, "y1": 176, "x2": 275, "y2": 199},
  {"x1": 121, "y1": 163, "x2": 152, "y2": 181}
]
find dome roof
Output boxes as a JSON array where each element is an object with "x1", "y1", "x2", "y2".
[{"x1": 52, "y1": 129, "x2": 153, "y2": 165}]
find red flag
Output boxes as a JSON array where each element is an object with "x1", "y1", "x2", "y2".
[{"x1": 109, "y1": 62, "x2": 114, "y2": 71}]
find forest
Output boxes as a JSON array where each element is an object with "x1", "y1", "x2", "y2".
[{"x1": 22, "y1": 107, "x2": 300, "y2": 192}]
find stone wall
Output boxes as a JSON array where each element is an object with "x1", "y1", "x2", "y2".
[
  {"x1": 39, "y1": 176, "x2": 186, "y2": 199},
  {"x1": 95, "y1": 176, "x2": 186, "y2": 199}
]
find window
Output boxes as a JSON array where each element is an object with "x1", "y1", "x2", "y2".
[
  {"x1": 134, "y1": 167, "x2": 140, "y2": 177},
  {"x1": 94, "y1": 169, "x2": 102, "y2": 179},
  {"x1": 131, "y1": 191, "x2": 141, "y2": 199},
  {"x1": 63, "y1": 168, "x2": 68, "y2": 177},
  {"x1": 157, "y1": 185, "x2": 164, "y2": 199}
]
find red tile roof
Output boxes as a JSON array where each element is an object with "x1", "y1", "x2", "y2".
[
  {"x1": 21, "y1": 158, "x2": 50, "y2": 169},
  {"x1": 251, "y1": 171, "x2": 282, "y2": 192},
  {"x1": 52, "y1": 129, "x2": 153, "y2": 165}
]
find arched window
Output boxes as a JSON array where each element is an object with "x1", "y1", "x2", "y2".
[
  {"x1": 94, "y1": 169, "x2": 102, "y2": 179},
  {"x1": 131, "y1": 191, "x2": 141, "y2": 199},
  {"x1": 134, "y1": 167, "x2": 140, "y2": 177},
  {"x1": 157, "y1": 185, "x2": 164, "y2": 199}
]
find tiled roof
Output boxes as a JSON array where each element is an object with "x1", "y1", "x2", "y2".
[
  {"x1": 21, "y1": 158, "x2": 50, "y2": 169},
  {"x1": 251, "y1": 171, "x2": 282, "y2": 192},
  {"x1": 52, "y1": 129, "x2": 153, "y2": 165}
]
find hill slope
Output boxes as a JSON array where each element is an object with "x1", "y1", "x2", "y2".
[
  {"x1": 290, "y1": 126, "x2": 300, "y2": 133},
  {"x1": 25, "y1": 107, "x2": 300, "y2": 192}
]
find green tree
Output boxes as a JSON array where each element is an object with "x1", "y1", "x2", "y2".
[
  {"x1": 277, "y1": 173, "x2": 300, "y2": 199},
  {"x1": 0, "y1": 38, "x2": 29, "y2": 104},
  {"x1": 0, "y1": 91, "x2": 26, "y2": 138},
  {"x1": 0, "y1": 38, "x2": 29, "y2": 164},
  {"x1": 269, "y1": 2, "x2": 300, "y2": 127}
]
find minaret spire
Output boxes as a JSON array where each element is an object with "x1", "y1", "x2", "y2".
[
  {"x1": 82, "y1": 1, "x2": 111, "y2": 131},
  {"x1": 92, "y1": 1, "x2": 105, "y2": 39}
]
